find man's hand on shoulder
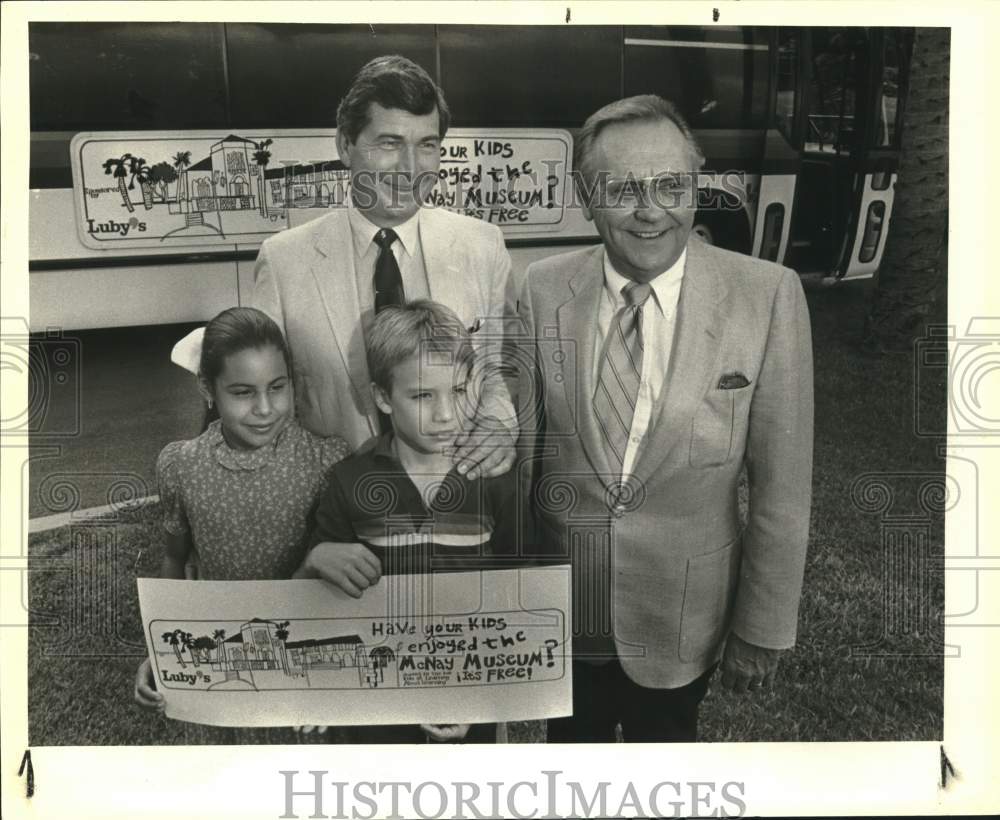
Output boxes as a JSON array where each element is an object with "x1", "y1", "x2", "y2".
[
  {"x1": 720, "y1": 632, "x2": 783, "y2": 692},
  {"x1": 453, "y1": 417, "x2": 516, "y2": 480}
]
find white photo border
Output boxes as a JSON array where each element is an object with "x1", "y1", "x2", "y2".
[{"x1": 2, "y1": 2, "x2": 998, "y2": 817}]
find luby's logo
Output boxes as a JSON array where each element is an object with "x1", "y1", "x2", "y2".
[{"x1": 86, "y1": 217, "x2": 147, "y2": 236}]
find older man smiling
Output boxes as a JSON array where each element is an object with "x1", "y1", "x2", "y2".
[{"x1": 518, "y1": 95, "x2": 815, "y2": 742}]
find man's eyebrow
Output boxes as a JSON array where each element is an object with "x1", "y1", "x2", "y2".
[{"x1": 370, "y1": 131, "x2": 440, "y2": 141}]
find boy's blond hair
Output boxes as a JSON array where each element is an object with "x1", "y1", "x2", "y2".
[{"x1": 367, "y1": 300, "x2": 474, "y2": 392}]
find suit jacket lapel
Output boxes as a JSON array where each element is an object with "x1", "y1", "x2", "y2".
[
  {"x1": 633, "y1": 239, "x2": 727, "y2": 484},
  {"x1": 309, "y1": 212, "x2": 375, "y2": 415},
  {"x1": 420, "y1": 209, "x2": 465, "y2": 310},
  {"x1": 558, "y1": 246, "x2": 613, "y2": 478}
]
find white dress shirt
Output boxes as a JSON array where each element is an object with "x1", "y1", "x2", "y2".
[{"x1": 594, "y1": 249, "x2": 687, "y2": 478}]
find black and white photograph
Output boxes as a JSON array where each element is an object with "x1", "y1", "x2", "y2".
[{"x1": 2, "y1": 2, "x2": 998, "y2": 818}]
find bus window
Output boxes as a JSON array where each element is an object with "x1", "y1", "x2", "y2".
[
  {"x1": 225, "y1": 24, "x2": 436, "y2": 128},
  {"x1": 804, "y1": 27, "x2": 864, "y2": 154},
  {"x1": 29, "y1": 23, "x2": 229, "y2": 132},
  {"x1": 775, "y1": 29, "x2": 799, "y2": 145},
  {"x1": 623, "y1": 26, "x2": 770, "y2": 129},
  {"x1": 438, "y1": 26, "x2": 620, "y2": 127},
  {"x1": 875, "y1": 30, "x2": 901, "y2": 149}
]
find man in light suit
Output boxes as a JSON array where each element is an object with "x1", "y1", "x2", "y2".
[
  {"x1": 252, "y1": 55, "x2": 515, "y2": 478},
  {"x1": 518, "y1": 95, "x2": 813, "y2": 742}
]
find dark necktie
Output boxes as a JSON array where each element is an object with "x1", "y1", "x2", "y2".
[
  {"x1": 373, "y1": 228, "x2": 405, "y2": 314},
  {"x1": 593, "y1": 281, "x2": 652, "y2": 475}
]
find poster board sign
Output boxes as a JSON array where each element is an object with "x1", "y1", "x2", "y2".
[
  {"x1": 69, "y1": 128, "x2": 572, "y2": 250},
  {"x1": 137, "y1": 567, "x2": 571, "y2": 727}
]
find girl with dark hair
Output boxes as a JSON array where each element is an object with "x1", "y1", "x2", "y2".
[{"x1": 133, "y1": 307, "x2": 350, "y2": 743}]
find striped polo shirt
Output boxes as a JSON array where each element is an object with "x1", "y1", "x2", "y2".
[{"x1": 311, "y1": 433, "x2": 526, "y2": 575}]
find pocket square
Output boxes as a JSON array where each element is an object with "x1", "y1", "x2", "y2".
[{"x1": 718, "y1": 372, "x2": 750, "y2": 389}]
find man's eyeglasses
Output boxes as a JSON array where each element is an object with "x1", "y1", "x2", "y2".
[{"x1": 600, "y1": 174, "x2": 698, "y2": 209}]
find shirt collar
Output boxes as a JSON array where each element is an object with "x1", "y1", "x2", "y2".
[
  {"x1": 602, "y1": 248, "x2": 687, "y2": 314},
  {"x1": 206, "y1": 417, "x2": 294, "y2": 472},
  {"x1": 348, "y1": 205, "x2": 421, "y2": 260}
]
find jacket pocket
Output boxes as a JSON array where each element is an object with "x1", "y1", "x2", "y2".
[
  {"x1": 677, "y1": 536, "x2": 741, "y2": 662},
  {"x1": 689, "y1": 384, "x2": 752, "y2": 467}
]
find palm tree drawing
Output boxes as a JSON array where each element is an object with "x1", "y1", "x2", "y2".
[
  {"x1": 252, "y1": 139, "x2": 273, "y2": 218},
  {"x1": 103, "y1": 154, "x2": 135, "y2": 213},
  {"x1": 274, "y1": 620, "x2": 290, "y2": 672},
  {"x1": 161, "y1": 630, "x2": 186, "y2": 668},
  {"x1": 127, "y1": 156, "x2": 155, "y2": 210},
  {"x1": 172, "y1": 150, "x2": 192, "y2": 205},
  {"x1": 176, "y1": 630, "x2": 195, "y2": 666},
  {"x1": 212, "y1": 629, "x2": 228, "y2": 669}
]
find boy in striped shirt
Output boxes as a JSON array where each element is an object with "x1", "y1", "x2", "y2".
[{"x1": 300, "y1": 300, "x2": 524, "y2": 743}]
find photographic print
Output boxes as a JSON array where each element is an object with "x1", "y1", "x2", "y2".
[{"x1": 2, "y1": 3, "x2": 997, "y2": 819}]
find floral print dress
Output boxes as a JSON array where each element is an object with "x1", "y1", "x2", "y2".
[{"x1": 155, "y1": 418, "x2": 349, "y2": 744}]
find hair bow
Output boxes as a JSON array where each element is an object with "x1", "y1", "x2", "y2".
[{"x1": 171, "y1": 327, "x2": 205, "y2": 375}]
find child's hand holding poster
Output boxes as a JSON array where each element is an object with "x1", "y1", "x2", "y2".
[{"x1": 137, "y1": 567, "x2": 571, "y2": 727}]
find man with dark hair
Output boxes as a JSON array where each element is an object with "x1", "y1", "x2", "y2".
[
  {"x1": 335, "y1": 54, "x2": 450, "y2": 148},
  {"x1": 252, "y1": 54, "x2": 516, "y2": 479},
  {"x1": 518, "y1": 94, "x2": 814, "y2": 742}
]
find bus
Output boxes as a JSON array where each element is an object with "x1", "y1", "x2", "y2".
[{"x1": 27, "y1": 23, "x2": 911, "y2": 331}]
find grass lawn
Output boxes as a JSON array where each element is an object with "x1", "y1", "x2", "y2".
[{"x1": 27, "y1": 280, "x2": 945, "y2": 745}]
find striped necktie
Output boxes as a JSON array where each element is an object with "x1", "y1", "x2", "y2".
[{"x1": 593, "y1": 280, "x2": 652, "y2": 475}]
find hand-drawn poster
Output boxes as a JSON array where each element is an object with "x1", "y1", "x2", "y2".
[
  {"x1": 137, "y1": 567, "x2": 571, "y2": 727},
  {"x1": 69, "y1": 128, "x2": 572, "y2": 249}
]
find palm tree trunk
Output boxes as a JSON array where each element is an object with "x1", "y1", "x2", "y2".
[
  {"x1": 117, "y1": 177, "x2": 135, "y2": 213},
  {"x1": 864, "y1": 28, "x2": 949, "y2": 352},
  {"x1": 177, "y1": 170, "x2": 188, "y2": 207}
]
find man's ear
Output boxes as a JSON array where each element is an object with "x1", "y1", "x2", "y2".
[
  {"x1": 335, "y1": 130, "x2": 352, "y2": 169},
  {"x1": 579, "y1": 183, "x2": 594, "y2": 222},
  {"x1": 372, "y1": 383, "x2": 392, "y2": 415},
  {"x1": 574, "y1": 169, "x2": 596, "y2": 222}
]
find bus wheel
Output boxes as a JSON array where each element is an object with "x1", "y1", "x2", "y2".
[{"x1": 692, "y1": 223, "x2": 715, "y2": 245}]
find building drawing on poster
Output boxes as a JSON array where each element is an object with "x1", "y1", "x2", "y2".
[
  {"x1": 92, "y1": 134, "x2": 349, "y2": 241},
  {"x1": 74, "y1": 128, "x2": 571, "y2": 249},
  {"x1": 159, "y1": 617, "x2": 394, "y2": 691},
  {"x1": 138, "y1": 572, "x2": 571, "y2": 726},
  {"x1": 151, "y1": 610, "x2": 563, "y2": 696},
  {"x1": 155, "y1": 135, "x2": 349, "y2": 239}
]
